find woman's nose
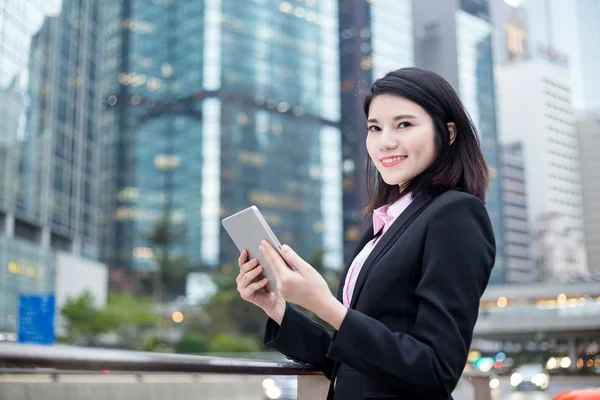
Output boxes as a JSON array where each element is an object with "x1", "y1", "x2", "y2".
[{"x1": 380, "y1": 130, "x2": 399, "y2": 151}]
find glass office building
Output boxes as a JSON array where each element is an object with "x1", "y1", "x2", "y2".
[
  {"x1": 0, "y1": 0, "x2": 103, "y2": 331},
  {"x1": 339, "y1": 0, "x2": 414, "y2": 260},
  {"x1": 101, "y1": 0, "x2": 343, "y2": 272},
  {"x1": 413, "y1": 0, "x2": 505, "y2": 284},
  {"x1": 457, "y1": 1, "x2": 505, "y2": 284}
]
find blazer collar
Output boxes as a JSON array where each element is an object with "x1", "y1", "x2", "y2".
[{"x1": 348, "y1": 192, "x2": 438, "y2": 309}]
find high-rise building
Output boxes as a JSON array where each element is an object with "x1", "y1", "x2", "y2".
[
  {"x1": 0, "y1": 0, "x2": 105, "y2": 333},
  {"x1": 412, "y1": 0, "x2": 506, "y2": 284},
  {"x1": 524, "y1": 0, "x2": 600, "y2": 112},
  {"x1": 500, "y1": 142, "x2": 537, "y2": 283},
  {"x1": 490, "y1": 0, "x2": 529, "y2": 66},
  {"x1": 577, "y1": 111, "x2": 600, "y2": 274},
  {"x1": 100, "y1": 0, "x2": 343, "y2": 275},
  {"x1": 496, "y1": 59, "x2": 585, "y2": 243},
  {"x1": 338, "y1": 0, "x2": 414, "y2": 260}
]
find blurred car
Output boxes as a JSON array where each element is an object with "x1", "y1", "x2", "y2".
[
  {"x1": 262, "y1": 375, "x2": 297, "y2": 400},
  {"x1": 510, "y1": 363, "x2": 550, "y2": 391},
  {"x1": 489, "y1": 371, "x2": 500, "y2": 391},
  {"x1": 554, "y1": 388, "x2": 600, "y2": 400}
]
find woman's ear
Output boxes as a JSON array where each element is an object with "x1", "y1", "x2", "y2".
[{"x1": 447, "y1": 122, "x2": 457, "y2": 145}]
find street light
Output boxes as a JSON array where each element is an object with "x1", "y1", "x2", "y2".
[{"x1": 171, "y1": 311, "x2": 183, "y2": 323}]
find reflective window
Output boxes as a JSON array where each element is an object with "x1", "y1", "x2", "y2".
[
  {"x1": 0, "y1": 0, "x2": 102, "y2": 255},
  {"x1": 456, "y1": 10, "x2": 505, "y2": 283}
]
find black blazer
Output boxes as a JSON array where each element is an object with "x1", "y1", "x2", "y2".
[{"x1": 264, "y1": 190, "x2": 496, "y2": 400}]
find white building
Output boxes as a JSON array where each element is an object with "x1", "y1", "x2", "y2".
[
  {"x1": 524, "y1": 0, "x2": 600, "y2": 113},
  {"x1": 495, "y1": 58, "x2": 585, "y2": 242},
  {"x1": 54, "y1": 252, "x2": 108, "y2": 336},
  {"x1": 531, "y1": 212, "x2": 588, "y2": 283},
  {"x1": 577, "y1": 111, "x2": 600, "y2": 273},
  {"x1": 501, "y1": 142, "x2": 537, "y2": 283},
  {"x1": 55, "y1": 252, "x2": 108, "y2": 309}
]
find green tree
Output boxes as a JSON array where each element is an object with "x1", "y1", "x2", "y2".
[
  {"x1": 102, "y1": 292, "x2": 157, "y2": 349},
  {"x1": 144, "y1": 215, "x2": 190, "y2": 300},
  {"x1": 59, "y1": 291, "x2": 119, "y2": 346},
  {"x1": 192, "y1": 263, "x2": 268, "y2": 342},
  {"x1": 201, "y1": 278, "x2": 268, "y2": 339},
  {"x1": 174, "y1": 333, "x2": 210, "y2": 354},
  {"x1": 59, "y1": 291, "x2": 157, "y2": 349},
  {"x1": 209, "y1": 333, "x2": 260, "y2": 353}
]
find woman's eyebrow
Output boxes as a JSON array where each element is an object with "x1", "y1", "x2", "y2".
[{"x1": 367, "y1": 114, "x2": 417, "y2": 123}]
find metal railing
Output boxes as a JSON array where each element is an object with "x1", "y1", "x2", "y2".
[{"x1": 0, "y1": 343, "x2": 491, "y2": 400}]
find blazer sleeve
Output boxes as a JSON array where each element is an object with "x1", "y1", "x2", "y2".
[
  {"x1": 264, "y1": 302, "x2": 336, "y2": 379},
  {"x1": 326, "y1": 194, "x2": 495, "y2": 398}
]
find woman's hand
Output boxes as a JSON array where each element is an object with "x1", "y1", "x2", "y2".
[
  {"x1": 236, "y1": 249, "x2": 286, "y2": 325},
  {"x1": 260, "y1": 241, "x2": 347, "y2": 330}
]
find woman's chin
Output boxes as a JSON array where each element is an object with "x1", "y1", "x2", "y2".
[{"x1": 381, "y1": 175, "x2": 407, "y2": 187}]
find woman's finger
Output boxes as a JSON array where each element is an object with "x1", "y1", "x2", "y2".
[
  {"x1": 238, "y1": 249, "x2": 248, "y2": 267},
  {"x1": 261, "y1": 242, "x2": 282, "y2": 282},
  {"x1": 237, "y1": 255, "x2": 257, "y2": 285},
  {"x1": 239, "y1": 265, "x2": 263, "y2": 289},
  {"x1": 241, "y1": 258, "x2": 258, "y2": 274},
  {"x1": 280, "y1": 245, "x2": 309, "y2": 274},
  {"x1": 263, "y1": 241, "x2": 293, "y2": 277},
  {"x1": 240, "y1": 277, "x2": 269, "y2": 299}
]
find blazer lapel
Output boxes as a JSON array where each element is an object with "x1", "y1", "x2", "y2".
[
  {"x1": 335, "y1": 225, "x2": 375, "y2": 302},
  {"x1": 349, "y1": 193, "x2": 438, "y2": 309},
  {"x1": 329, "y1": 225, "x2": 375, "y2": 390}
]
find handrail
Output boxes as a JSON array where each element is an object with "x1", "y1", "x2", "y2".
[
  {"x1": 0, "y1": 343, "x2": 492, "y2": 379},
  {"x1": 0, "y1": 342, "x2": 490, "y2": 399},
  {"x1": 0, "y1": 343, "x2": 320, "y2": 375}
]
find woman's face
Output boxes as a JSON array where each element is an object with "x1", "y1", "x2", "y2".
[{"x1": 366, "y1": 94, "x2": 437, "y2": 188}]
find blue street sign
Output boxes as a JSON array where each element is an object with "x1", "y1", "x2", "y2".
[{"x1": 18, "y1": 293, "x2": 56, "y2": 345}]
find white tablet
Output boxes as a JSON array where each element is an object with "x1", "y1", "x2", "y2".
[{"x1": 221, "y1": 205, "x2": 284, "y2": 293}]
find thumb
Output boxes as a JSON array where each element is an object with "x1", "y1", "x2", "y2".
[{"x1": 281, "y1": 245, "x2": 310, "y2": 272}]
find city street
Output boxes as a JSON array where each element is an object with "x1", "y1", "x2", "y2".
[{"x1": 453, "y1": 376, "x2": 600, "y2": 400}]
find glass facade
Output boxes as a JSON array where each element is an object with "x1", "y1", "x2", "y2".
[
  {"x1": 456, "y1": 6, "x2": 506, "y2": 284},
  {"x1": 370, "y1": 0, "x2": 413, "y2": 81},
  {"x1": 339, "y1": 0, "x2": 414, "y2": 261},
  {"x1": 0, "y1": 0, "x2": 103, "y2": 258},
  {"x1": 101, "y1": 0, "x2": 343, "y2": 273},
  {"x1": 0, "y1": 0, "x2": 102, "y2": 330}
]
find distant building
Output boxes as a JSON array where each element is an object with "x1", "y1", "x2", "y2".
[
  {"x1": 412, "y1": 0, "x2": 505, "y2": 283},
  {"x1": 496, "y1": 58, "x2": 585, "y2": 242},
  {"x1": 501, "y1": 143, "x2": 537, "y2": 283},
  {"x1": 577, "y1": 111, "x2": 600, "y2": 274},
  {"x1": 338, "y1": 0, "x2": 414, "y2": 259},
  {"x1": 531, "y1": 212, "x2": 588, "y2": 283},
  {"x1": 0, "y1": 0, "x2": 106, "y2": 334},
  {"x1": 490, "y1": 0, "x2": 530, "y2": 65},
  {"x1": 100, "y1": 0, "x2": 344, "y2": 274},
  {"x1": 524, "y1": 0, "x2": 600, "y2": 112}
]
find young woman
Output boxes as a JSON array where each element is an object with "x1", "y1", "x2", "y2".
[{"x1": 236, "y1": 67, "x2": 496, "y2": 399}]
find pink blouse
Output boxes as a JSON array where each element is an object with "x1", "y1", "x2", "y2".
[{"x1": 342, "y1": 194, "x2": 414, "y2": 307}]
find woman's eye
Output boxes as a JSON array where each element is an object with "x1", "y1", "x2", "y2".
[
  {"x1": 368, "y1": 126, "x2": 380, "y2": 132},
  {"x1": 398, "y1": 121, "x2": 412, "y2": 129}
]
